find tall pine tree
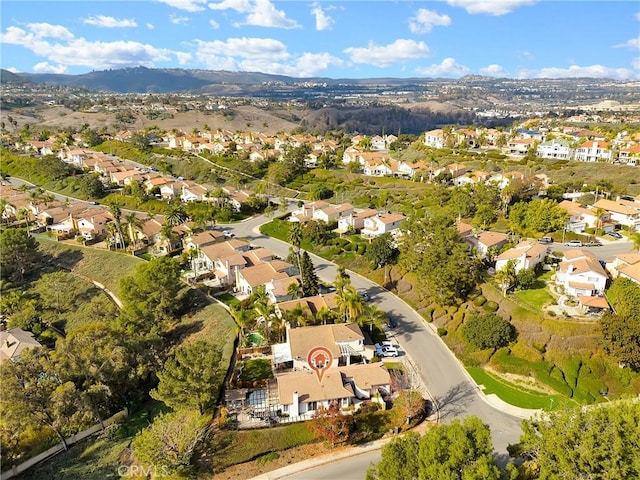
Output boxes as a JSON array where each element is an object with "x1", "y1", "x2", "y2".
[{"x1": 300, "y1": 251, "x2": 319, "y2": 297}]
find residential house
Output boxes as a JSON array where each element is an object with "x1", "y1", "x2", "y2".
[
  {"x1": 337, "y1": 208, "x2": 379, "y2": 234},
  {"x1": 536, "y1": 138, "x2": 573, "y2": 159},
  {"x1": 592, "y1": 199, "x2": 640, "y2": 232},
  {"x1": 506, "y1": 138, "x2": 535, "y2": 156},
  {"x1": 76, "y1": 212, "x2": 111, "y2": 241},
  {"x1": 556, "y1": 250, "x2": 608, "y2": 297},
  {"x1": 312, "y1": 203, "x2": 355, "y2": 224},
  {"x1": 574, "y1": 141, "x2": 613, "y2": 162},
  {"x1": 495, "y1": 241, "x2": 548, "y2": 273},
  {"x1": 558, "y1": 200, "x2": 614, "y2": 233},
  {"x1": 266, "y1": 276, "x2": 302, "y2": 304},
  {"x1": 607, "y1": 253, "x2": 640, "y2": 285},
  {"x1": 275, "y1": 293, "x2": 340, "y2": 323},
  {"x1": 0, "y1": 328, "x2": 42, "y2": 363},
  {"x1": 467, "y1": 231, "x2": 509, "y2": 258},
  {"x1": 275, "y1": 363, "x2": 391, "y2": 418},
  {"x1": 191, "y1": 239, "x2": 251, "y2": 286},
  {"x1": 180, "y1": 182, "x2": 209, "y2": 203},
  {"x1": 184, "y1": 230, "x2": 225, "y2": 250},
  {"x1": 434, "y1": 163, "x2": 466, "y2": 180},
  {"x1": 617, "y1": 144, "x2": 640, "y2": 166},
  {"x1": 159, "y1": 182, "x2": 181, "y2": 201},
  {"x1": 362, "y1": 157, "x2": 397, "y2": 177},
  {"x1": 361, "y1": 212, "x2": 406, "y2": 238},
  {"x1": 273, "y1": 323, "x2": 366, "y2": 371},
  {"x1": 236, "y1": 261, "x2": 295, "y2": 296},
  {"x1": 424, "y1": 129, "x2": 447, "y2": 149},
  {"x1": 516, "y1": 128, "x2": 544, "y2": 141},
  {"x1": 397, "y1": 160, "x2": 432, "y2": 180}
]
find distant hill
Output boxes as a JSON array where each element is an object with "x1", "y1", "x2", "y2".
[
  {"x1": 11, "y1": 66, "x2": 451, "y2": 93},
  {"x1": 0, "y1": 69, "x2": 31, "y2": 84}
]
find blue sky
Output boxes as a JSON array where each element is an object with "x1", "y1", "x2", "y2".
[{"x1": 1, "y1": 1, "x2": 639, "y2": 79}]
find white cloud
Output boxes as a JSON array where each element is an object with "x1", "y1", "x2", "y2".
[
  {"x1": 209, "y1": 0, "x2": 299, "y2": 29},
  {"x1": 175, "y1": 52, "x2": 193, "y2": 65},
  {"x1": 156, "y1": 0, "x2": 208, "y2": 12},
  {"x1": 635, "y1": 12, "x2": 640, "y2": 21},
  {"x1": 170, "y1": 14, "x2": 191, "y2": 25},
  {"x1": 239, "y1": 0, "x2": 300, "y2": 29},
  {"x1": 480, "y1": 64, "x2": 507, "y2": 76},
  {"x1": 1, "y1": 24, "x2": 185, "y2": 70},
  {"x1": 409, "y1": 9, "x2": 451, "y2": 34},
  {"x1": 193, "y1": 37, "x2": 342, "y2": 76},
  {"x1": 613, "y1": 36, "x2": 640, "y2": 50},
  {"x1": 33, "y1": 62, "x2": 67, "y2": 73},
  {"x1": 7, "y1": 67, "x2": 20, "y2": 73},
  {"x1": 26, "y1": 23, "x2": 74, "y2": 40},
  {"x1": 534, "y1": 64, "x2": 635, "y2": 80},
  {"x1": 311, "y1": 3, "x2": 334, "y2": 31},
  {"x1": 416, "y1": 57, "x2": 469, "y2": 76},
  {"x1": 82, "y1": 16, "x2": 138, "y2": 28},
  {"x1": 209, "y1": 19, "x2": 220, "y2": 28},
  {"x1": 208, "y1": 0, "x2": 252, "y2": 12},
  {"x1": 147, "y1": 23, "x2": 155, "y2": 29},
  {"x1": 344, "y1": 39, "x2": 430, "y2": 68},
  {"x1": 446, "y1": 0, "x2": 535, "y2": 16}
]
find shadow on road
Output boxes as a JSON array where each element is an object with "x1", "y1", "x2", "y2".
[{"x1": 433, "y1": 382, "x2": 476, "y2": 420}]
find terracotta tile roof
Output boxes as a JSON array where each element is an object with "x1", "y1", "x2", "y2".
[
  {"x1": 277, "y1": 370, "x2": 354, "y2": 404},
  {"x1": 577, "y1": 295, "x2": 609, "y2": 309}
]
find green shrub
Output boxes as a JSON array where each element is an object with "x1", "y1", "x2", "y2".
[
  {"x1": 462, "y1": 313, "x2": 516, "y2": 350},
  {"x1": 473, "y1": 296, "x2": 487, "y2": 307},
  {"x1": 437, "y1": 327, "x2": 448, "y2": 337},
  {"x1": 257, "y1": 452, "x2": 280, "y2": 465},
  {"x1": 483, "y1": 301, "x2": 499, "y2": 312},
  {"x1": 357, "y1": 244, "x2": 367, "y2": 255}
]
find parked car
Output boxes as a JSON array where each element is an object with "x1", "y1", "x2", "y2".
[
  {"x1": 376, "y1": 345, "x2": 399, "y2": 357},
  {"x1": 609, "y1": 232, "x2": 623, "y2": 239},
  {"x1": 585, "y1": 241, "x2": 602, "y2": 247},
  {"x1": 375, "y1": 341, "x2": 395, "y2": 350},
  {"x1": 357, "y1": 290, "x2": 370, "y2": 301},
  {"x1": 386, "y1": 318, "x2": 398, "y2": 329},
  {"x1": 564, "y1": 240, "x2": 582, "y2": 247},
  {"x1": 538, "y1": 236, "x2": 553, "y2": 244},
  {"x1": 222, "y1": 230, "x2": 235, "y2": 238}
]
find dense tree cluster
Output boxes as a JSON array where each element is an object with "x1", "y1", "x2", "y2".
[
  {"x1": 367, "y1": 417, "x2": 500, "y2": 480},
  {"x1": 400, "y1": 213, "x2": 479, "y2": 305},
  {"x1": 462, "y1": 312, "x2": 516, "y2": 350},
  {"x1": 508, "y1": 198, "x2": 568, "y2": 235},
  {"x1": 510, "y1": 402, "x2": 640, "y2": 479},
  {"x1": 601, "y1": 278, "x2": 640, "y2": 370}
]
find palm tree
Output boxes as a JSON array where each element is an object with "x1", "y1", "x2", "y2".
[
  {"x1": 17, "y1": 207, "x2": 33, "y2": 233},
  {"x1": 286, "y1": 280, "x2": 303, "y2": 299},
  {"x1": 283, "y1": 305, "x2": 308, "y2": 329},
  {"x1": 337, "y1": 286, "x2": 365, "y2": 323},
  {"x1": 254, "y1": 299, "x2": 275, "y2": 344},
  {"x1": 230, "y1": 305, "x2": 254, "y2": 348},
  {"x1": 630, "y1": 232, "x2": 640, "y2": 252},
  {"x1": 315, "y1": 306, "x2": 335, "y2": 325},
  {"x1": 124, "y1": 212, "x2": 144, "y2": 253},
  {"x1": 593, "y1": 207, "x2": 607, "y2": 234},
  {"x1": 335, "y1": 266, "x2": 351, "y2": 294},
  {"x1": 164, "y1": 202, "x2": 188, "y2": 227},
  {"x1": 107, "y1": 202, "x2": 126, "y2": 250},
  {"x1": 360, "y1": 304, "x2": 387, "y2": 333},
  {"x1": 160, "y1": 222, "x2": 178, "y2": 254}
]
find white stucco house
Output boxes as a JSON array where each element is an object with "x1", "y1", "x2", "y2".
[{"x1": 556, "y1": 250, "x2": 608, "y2": 297}]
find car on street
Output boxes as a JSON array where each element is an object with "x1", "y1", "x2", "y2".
[
  {"x1": 375, "y1": 345, "x2": 399, "y2": 357},
  {"x1": 222, "y1": 230, "x2": 235, "y2": 238},
  {"x1": 386, "y1": 318, "x2": 398, "y2": 329},
  {"x1": 585, "y1": 241, "x2": 602, "y2": 247},
  {"x1": 564, "y1": 240, "x2": 582, "y2": 247},
  {"x1": 357, "y1": 290, "x2": 370, "y2": 301},
  {"x1": 375, "y1": 341, "x2": 395, "y2": 350},
  {"x1": 608, "y1": 232, "x2": 623, "y2": 239},
  {"x1": 538, "y1": 236, "x2": 553, "y2": 244}
]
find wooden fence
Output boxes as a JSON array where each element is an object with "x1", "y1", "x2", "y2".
[{"x1": 0, "y1": 409, "x2": 128, "y2": 480}]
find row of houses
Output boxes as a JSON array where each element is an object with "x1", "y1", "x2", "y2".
[
  {"x1": 559, "y1": 195, "x2": 640, "y2": 233},
  {"x1": 288, "y1": 200, "x2": 406, "y2": 238}
]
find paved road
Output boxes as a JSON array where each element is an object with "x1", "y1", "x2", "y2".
[{"x1": 228, "y1": 213, "x2": 526, "y2": 479}]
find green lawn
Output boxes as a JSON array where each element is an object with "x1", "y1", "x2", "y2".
[
  {"x1": 239, "y1": 358, "x2": 273, "y2": 381},
  {"x1": 513, "y1": 271, "x2": 555, "y2": 311},
  {"x1": 217, "y1": 292, "x2": 241, "y2": 308},
  {"x1": 467, "y1": 367, "x2": 572, "y2": 410},
  {"x1": 36, "y1": 236, "x2": 144, "y2": 297}
]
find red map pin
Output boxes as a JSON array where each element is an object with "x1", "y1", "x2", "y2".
[{"x1": 307, "y1": 346, "x2": 333, "y2": 383}]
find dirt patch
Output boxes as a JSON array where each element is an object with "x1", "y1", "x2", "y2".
[{"x1": 209, "y1": 442, "x2": 338, "y2": 480}]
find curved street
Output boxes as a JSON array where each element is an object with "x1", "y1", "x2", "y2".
[{"x1": 229, "y1": 212, "x2": 526, "y2": 479}]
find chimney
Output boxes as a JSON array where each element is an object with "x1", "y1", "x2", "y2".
[{"x1": 291, "y1": 391, "x2": 299, "y2": 418}]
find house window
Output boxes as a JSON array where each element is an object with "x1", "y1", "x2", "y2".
[
  {"x1": 341, "y1": 397, "x2": 349, "y2": 408},
  {"x1": 308, "y1": 401, "x2": 317, "y2": 411}
]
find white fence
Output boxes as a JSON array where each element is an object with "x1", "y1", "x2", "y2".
[{"x1": 1, "y1": 409, "x2": 128, "y2": 480}]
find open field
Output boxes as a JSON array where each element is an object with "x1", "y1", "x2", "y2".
[{"x1": 36, "y1": 235, "x2": 144, "y2": 297}]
